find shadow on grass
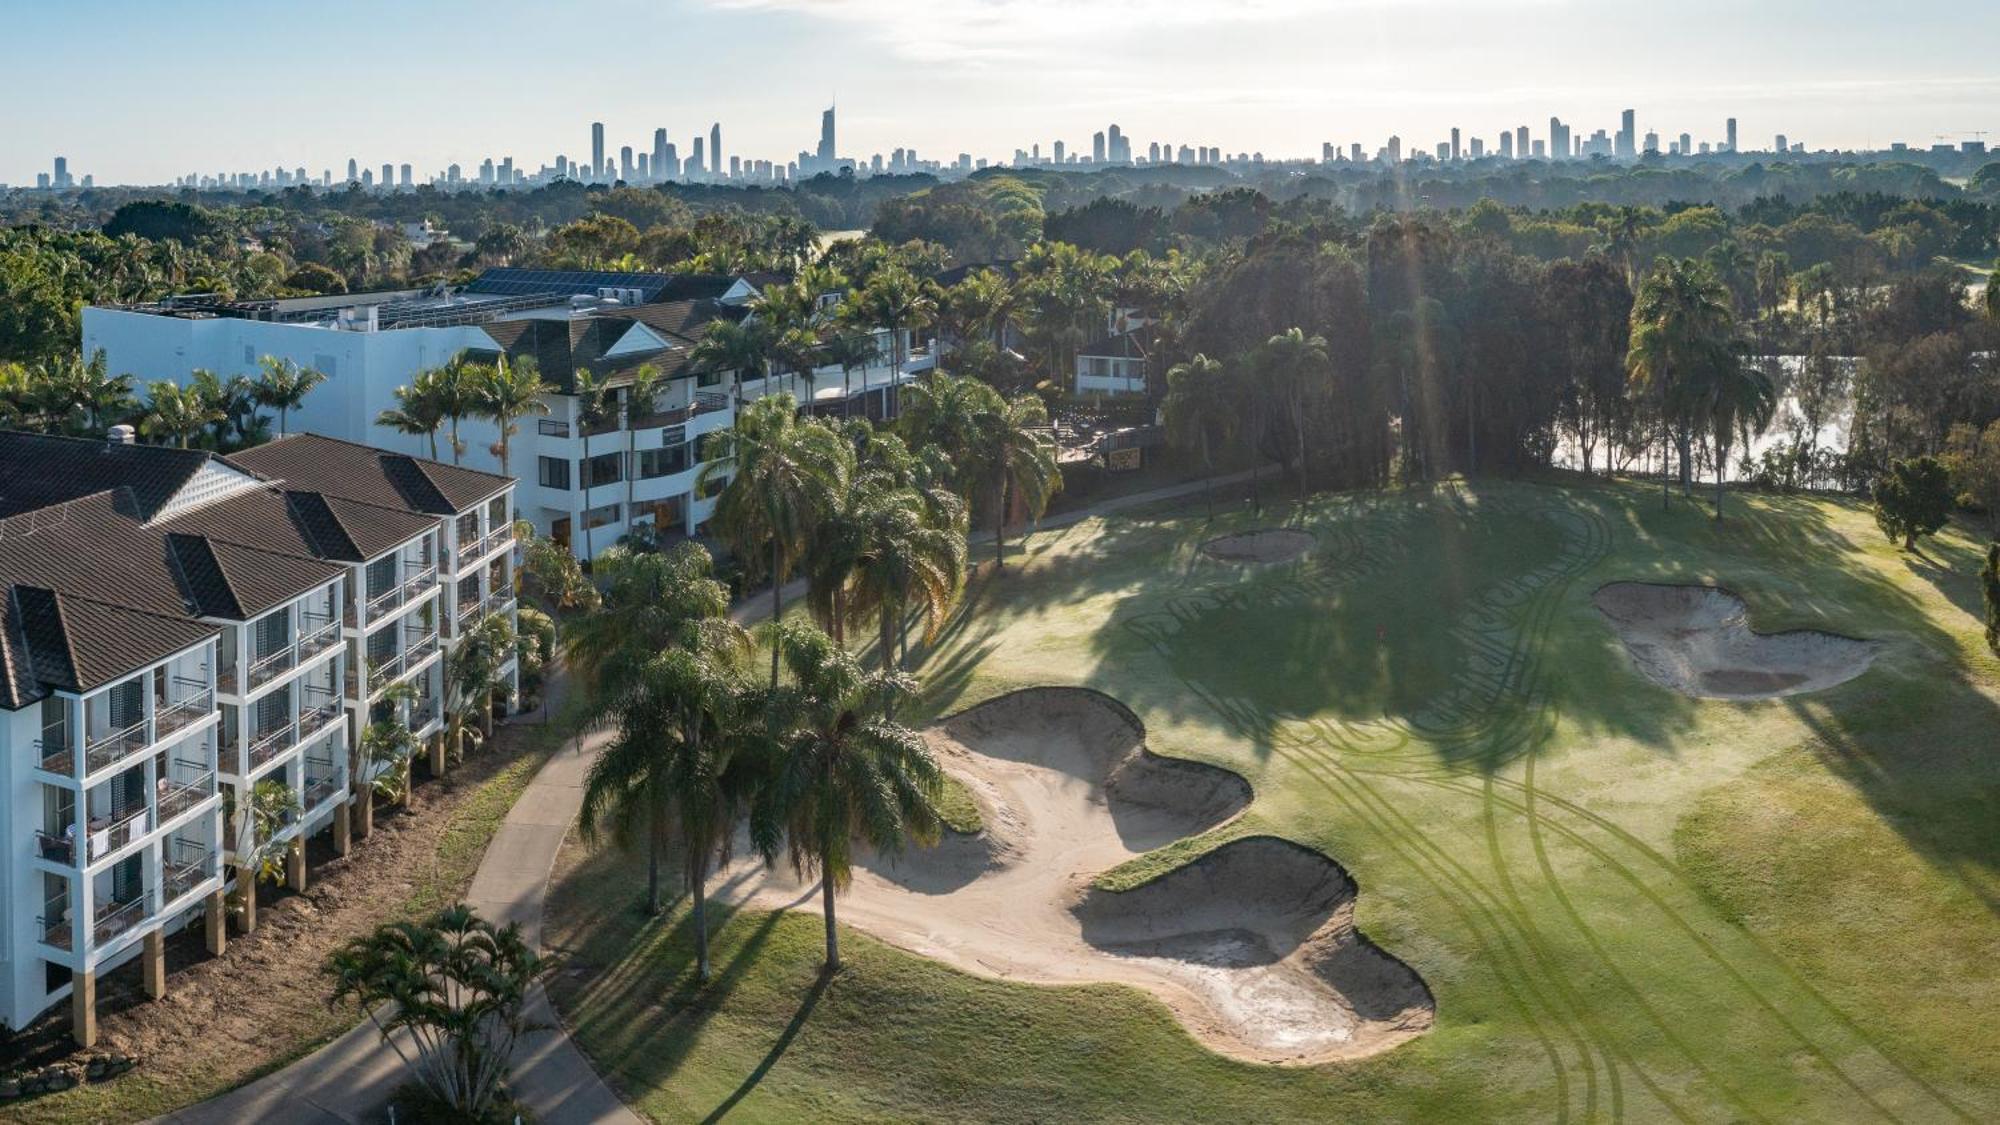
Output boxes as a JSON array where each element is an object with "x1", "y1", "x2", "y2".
[{"x1": 699, "y1": 970, "x2": 829, "y2": 1124}]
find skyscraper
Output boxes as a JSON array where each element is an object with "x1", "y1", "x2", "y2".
[
  {"x1": 653, "y1": 129, "x2": 669, "y2": 181},
  {"x1": 690, "y1": 136, "x2": 705, "y2": 178},
  {"x1": 1053, "y1": 140, "x2": 1066, "y2": 165},
  {"x1": 591, "y1": 121, "x2": 605, "y2": 180},
  {"x1": 710, "y1": 124, "x2": 722, "y2": 179},
  {"x1": 818, "y1": 105, "x2": 837, "y2": 167},
  {"x1": 1092, "y1": 131, "x2": 1106, "y2": 163},
  {"x1": 400, "y1": 164, "x2": 413, "y2": 187},
  {"x1": 1548, "y1": 118, "x2": 1569, "y2": 161},
  {"x1": 381, "y1": 163, "x2": 393, "y2": 189},
  {"x1": 1449, "y1": 127, "x2": 1461, "y2": 161},
  {"x1": 1678, "y1": 133, "x2": 1692, "y2": 158},
  {"x1": 1107, "y1": 124, "x2": 1126, "y2": 163},
  {"x1": 1617, "y1": 109, "x2": 1635, "y2": 157},
  {"x1": 1725, "y1": 117, "x2": 1738, "y2": 153},
  {"x1": 1517, "y1": 126, "x2": 1530, "y2": 161},
  {"x1": 1499, "y1": 131, "x2": 1513, "y2": 159},
  {"x1": 620, "y1": 145, "x2": 634, "y2": 181}
]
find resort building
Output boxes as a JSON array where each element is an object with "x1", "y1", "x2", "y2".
[
  {"x1": 82, "y1": 268, "x2": 933, "y2": 559},
  {"x1": 0, "y1": 428, "x2": 514, "y2": 1045},
  {"x1": 1073, "y1": 310, "x2": 1157, "y2": 397}
]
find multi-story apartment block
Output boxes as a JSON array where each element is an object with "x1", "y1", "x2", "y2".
[
  {"x1": 82, "y1": 268, "x2": 933, "y2": 560},
  {"x1": 0, "y1": 429, "x2": 514, "y2": 1046}
]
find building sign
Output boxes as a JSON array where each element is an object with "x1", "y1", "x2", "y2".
[{"x1": 1107, "y1": 447, "x2": 1142, "y2": 472}]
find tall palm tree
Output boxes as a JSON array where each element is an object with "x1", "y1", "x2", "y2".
[
  {"x1": 847, "y1": 484, "x2": 967, "y2": 713},
  {"x1": 376, "y1": 372, "x2": 448, "y2": 461},
  {"x1": 567, "y1": 543, "x2": 749, "y2": 928},
  {"x1": 140, "y1": 380, "x2": 223, "y2": 448},
  {"x1": 688, "y1": 318, "x2": 772, "y2": 411},
  {"x1": 621, "y1": 363, "x2": 667, "y2": 530},
  {"x1": 447, "y1": 614, "x2": 515, "y2": 754},
  {"x1": 1162, "y1": 354, "x2": 1235, "y2": 518},
  {"x1": 433, "y1": 357, "x2": 482, "y2": 465},
  {"x1": 36, "y1": 350, "x2": 134, "y2": 434},
  {"x1": 749, "y1": 619, "x2": 944, "y2": 971},
  {"x1": 896, "y1": 370, "x2": 991, "y2": 499},
  {"x1": 1700, "y1": 357, "x2": 1778, "y2": 520},
  {"x1": 1258, "y1": 328, "x2": 1332, "y2": 503},
  {"x1": 190, "y1": 368, "x2": 261, "y2": 448},
  {"x1": 571, "y1": 370, "x2": 618, "y2": 562},
  {"x1": 252, "y1": 356, "x2": 328, "y2": 436},
  {"x1": 942, "y1": 268, "x2": 1014, "y2": 355},
  {"x1": 821, "y1": 330, "x2": 879, "y2": 411},
  {"x1": 470, "y1": 355, "x2": 552, "y2": 479},
  {"x1": 1628, "y1": 257, "x2": 1738, "y2": 510},
  {"x1": 697, "y1": 397, "x2": 847, "y2": 685},
  {"x1": 975, "y1": 391, "x2": 1060, "y2": 568},
  {"x1": 850, "y1": 268, "x2": 936, "y2": 392}
]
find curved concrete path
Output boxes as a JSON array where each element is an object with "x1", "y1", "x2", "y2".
[
  {"x1": 153, "y1": 707, "x2": 639, "y2": 1125},
  {"x1": 153, "y1": 466, "x2": 1262, "y2": 1124}
]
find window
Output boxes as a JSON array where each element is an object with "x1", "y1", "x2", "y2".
[
  {"x1": 637, "y1": 443, "x2": 690, "y2": 479},
  {"x1": 254, "y1": 609, "x2": 290, "y2": 657},
  {"x1": 697, "y1": 369, "x2": 723, "y2": 388},
  {"x1": 582, "y1": 503, "x2": 621, "y2": 530},
  {"x1": 456, "y1": 511, "x2": 479, "y2": 542},
  {"x1": 487, "y1": 496, "x2": 507, "y2": 526},
  {"x1": 255, "y1": 685, "x2": 291, "y2": 733},
  {"x1": 108, "y1": 679, "x2": 143, "y2": 729},
  {"x1": 583, "y1": 452, "x2": 623, "y2": 489},
  {"x1": 699, "y1": 475, "x2": 726, "y2": 500},
  {"x1": 537, "y1": 419, "x2": 572, "y2": 438},
  {"x1": 537, "y1": 456, "x2": 570, "y2": 490}
]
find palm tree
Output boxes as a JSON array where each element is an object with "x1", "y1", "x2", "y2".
[
  {"x1": 621, "y1": 363, "x2": 667, "y2": 530},
  {"x1": 252, "y1": 356, "x2": 328, "y2": 436},
  {"x1": 140, "y1": 380, "x2": 223, "y2": 448},
  {"x1": 470, "y1": 355, "x2": 552, "y2": 479},
  {"x1": 571, "y1": 370, "x2": 618, "y2": 562},
  {"x1": 447, "y1": 614, "x2": 515, "y2": 755},
  {"x1": 688, "y1": 318, "x2": 773, "y2": 411},
  {"x1": 848, "y1": 485, "x2": 967, "y2": 713},
  {"x1": 566, "y1": 544, "x2": 749, "y2": 927},
  {"x1": 749, "y1": 619, "x2": 944, "y2": 971},
  {"x1": 696, "y1": 396, "x2": 847, "y2": 685},
  {"x1": 1161, "y1": 354, "x2": 1235, "y2": 518},
  {"x1": 1258, "y1": 328, "x2": 1332, "y2": 503},
  {"x1": 896, "y1": 370, "x2": 992, "y2": 499},
  {"x1": 850, "y1": 268, "x2": 936, "y2": 393},
  {"x1": 821, "y1": 330, "x2": 879, "y2": 410},
  {"x1": 36, "y1": 350, "x2": 134, "y2": 434},
  {"x1": 942, "y1": 268, "x2": 1014, "y2": 355},
  {"x1": 1628, "y1": 257, "x2": 1738, "y2": 510},
  {"x1": 1700, "y1": 357, "x2": 1778, "y2": 520},
  {"x1": 975, "y1": 391, "x2": 1060, "y2": 568},
  {"x1": 376, "y1": 372, "x2": 448, "y2": 461},
  {"x1": 432, "y1": 357, "x2": 482, "y2": 465},
  {"x1": 190, "y1": 368, "x2": 261, "y2": 448}
]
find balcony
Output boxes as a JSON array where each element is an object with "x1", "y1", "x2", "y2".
[
  {"x1": 35, "y1": 829, "x2": 77, "y2": 866},
  {"x1": 476, "y1": 524, "x2": 515, "y2": 559},
  {"x1": 368, "y1": 633, "x2": 440, "y2": 695},
  {"x1": 299, "y1": 614, "x2": 342, "y2": 659},
  {"x1": 84, "y1": 718, "x2": 151, "y2": 777},
  {"x1": 303, "y1": 773, "x2": 343, "y2": 809},
  {"x1": 93, "y1": 895, "x2": 149, "y2": 947},
  {"x1": 159, "y1": 768, "x2": 216, "y2": 823},
  {"x1": 245, "y1": 644, "x2": 298, "y2": 691},
  {"x1": 409, "y1": 697, "x2": 442, "y2": 732},
  {"x1": 163, "y1": 842, "x2": 215, "y2": 907},
  {"x1": 38, "y1": 894, "x2": 71, "y2": 951},
  {"x1": 155, "y1": 683, "x2": 215, "y2": 739},
  {"x1": 245, "y1": 721, "x2": 297, "y2": 773},
  {"x1": 86, "y1": 804, "x2": 152, "y2": 864},
  {"x1": 300, "y1": 694, "x2": 343, "y2": 741},
  {"x1": 364, "y1": 566, "x2": 438, "y2": 622},
  {"x1": 36, "y1": 729, "x2": 74, "y2": 777}
]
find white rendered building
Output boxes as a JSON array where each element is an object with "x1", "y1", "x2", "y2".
[
  {"x1": 83, "y1": 268, "x2": 932, "y2": 560},
  {"x1": 0, "y1": 429, "x2": 514, "y2": 1044}
]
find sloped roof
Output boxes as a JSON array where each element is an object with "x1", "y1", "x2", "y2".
[
  {"x1": 228, "y1": 433, "x2": 509, "y2": 514},
  {"x1": 0, "y1": 431, "x2": 218, "y2": 521},
  {"x1": 167, "y1": 533, "x2": 344, "y2": 619},
  {"x1": 9, "y1": 584, "x2": 217, "y2": 694},
  {"x1": 1077, "y1": 324, "x2": 1158, "y2": 361}
]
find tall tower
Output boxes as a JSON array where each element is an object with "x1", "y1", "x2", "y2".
[
  {"x1": 710, "y1": 123, "x2": 722, "y2": 179},
  {"x1": 1725, "y1": 117, "x2": 1738, "y2": 153},
  {"x1": 818, "y1": 105, "x2": 836, "y2": 167},
  {"x1": 591, "y1": 121, "x2": 605, "y2": 179},
  {"x1": 1516, "y1": 125, "x2": 1530, "y2": 160},
  {"x1": 1618, "y1": 108, "x2": 1635, "y2": 157},
  {"x1": 1450, "y1": 127, "x2": 1461, "y2": 161},
  {"x1": 653, "y1": 128, "x2": 668, "y2": 181},
  {"x1": 1092, "y1": 130, "x2": 1107, "y2": 163},
  {"x1": 690, "y1": 136, "x2": 705, "y2": 177},
  {"x1": 346, "y1": 157, "x2": 358, "y2": 182}
]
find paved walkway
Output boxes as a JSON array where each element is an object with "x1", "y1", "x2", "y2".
[{"x1": 155, "y1": 466, "x2": 1258, "y2": 1124}]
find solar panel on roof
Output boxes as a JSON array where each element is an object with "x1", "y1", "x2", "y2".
[{"x1": 465, "y1": 268, "x2": 675, "y2": 303}]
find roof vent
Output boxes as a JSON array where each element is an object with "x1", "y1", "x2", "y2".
[{"x1": 107, "y1": 424, "x2": 136, "y2": 446}]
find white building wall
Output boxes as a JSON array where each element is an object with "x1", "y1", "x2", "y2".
[{"x1": 2, "y1": 704, "x2": 44, "y2": 1028}]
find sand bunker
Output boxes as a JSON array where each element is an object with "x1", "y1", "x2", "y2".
[
  {"x1": 1593, "y1": 582, "x2": 1878, "y2": 700},
  {"x1": 719, "y1": 687, "x2": 1432, "y2": 1063},
  {"x1": 1201, "y1": 528, "x2": 1314, "y2": 564}
]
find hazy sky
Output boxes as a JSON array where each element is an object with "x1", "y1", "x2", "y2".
[{"x1": 5, "y1": 0, "x2": 1997, "y2": 185}]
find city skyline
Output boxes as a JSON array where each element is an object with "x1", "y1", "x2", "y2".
[{"x1": 3, "y1": 0, "x2": 1998, "y2": 185}]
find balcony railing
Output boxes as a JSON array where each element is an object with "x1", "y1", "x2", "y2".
[
  {"x1": 369, "y1": 633, "x2": 440, "y2": 694},
  {"x1": 303, "y1": 773, "x2": 343, "y2": 809},
  {"x1": 160, "y1": 769, "x2": 216, "y2": 822},
  {"x1": 409, "y1": 699, "x2": 442, "y2": 732},
  {"x1": 246, "y1": 721, "x2": 296, "y2": 773},
  {"x1": 87, "y1": 804, "x2": 152, "y2": 863},
  {"x1": 155, "y1": 685, "x2": 215, "y2": 739},
  {"x1": 84, "y1": 717, "x2": 151, "y2": 776},
  {"x1": 35, "y1": 829, "x2": 77, "y2": 866},
  {"x1": 364, "y1": 565, "x2": 439, "y2": 621},
  {"x1": 38, "y1": 894, "x2": 71, "y2": 950},
  {"x1": 164, "y1": 846, "x2": 214, "y2": 906},
  {"x1": 94, "y1": 895, "x2": 149, "y2": 947},
  {"x1": 477, "y1": 524, "x2": 515, "y2": 558},
  {"x1": 300, "y1": 694, "x2": 343, "y2": 741},
  {"x1": 299, "y1": 615, "x2": 342, "y2": 658},
  {"x1": 36, "y1": 730, "x2": 74, "y2": 776},
  {"x1": 246, "y1": 643, "x2": 299, "y2": 690}
]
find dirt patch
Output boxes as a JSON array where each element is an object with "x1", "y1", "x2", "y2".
[
  {"x1": 1200, "y1": 528, "x2": 1314, "y2": 564},
  {"x1": 723, "y1": 687, "x2": 1430, "y2": 1064},
  {"x1": 1593, "y1": 582, "x2": 1878, "y2": 700},
  {"x1": 2, "y1": 727, "x2": 551, "y2": 1122}
]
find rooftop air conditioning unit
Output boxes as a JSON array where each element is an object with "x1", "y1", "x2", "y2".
[{"x1": 107, "y1": 424, "x2": 136, "y2": 446}]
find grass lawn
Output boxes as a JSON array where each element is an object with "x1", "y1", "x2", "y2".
[{"x1": 549, "y1": 475, "x2": 2000, "y2": 1123}]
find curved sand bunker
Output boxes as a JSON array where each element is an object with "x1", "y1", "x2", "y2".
[
  {"x1": 1201, "y1": 528, "x2": 1314, "y2": 564},
  {"x1": 1593, "y1": 582, "x2": 1878, "y2": 700},
  {"x1": 721, "y1": 687, "x2": 1433, "y2": 1063}
]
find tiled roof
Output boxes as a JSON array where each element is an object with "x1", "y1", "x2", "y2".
[
  {"x1": 228, "y1": 433, "x2": 509, "y2": 514},
  {"x1": 8, "y1": 584, "x2": 217, "y2": 694},
  {"x1": 0, "y1": 431, "x2": 217, "y2": 521},
  {"x1": 477, "y1": 302, "x2": 745, "y2": 392},
  {"x1": 167, "y1": 533, "x2": 344, "y2": 619}
]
